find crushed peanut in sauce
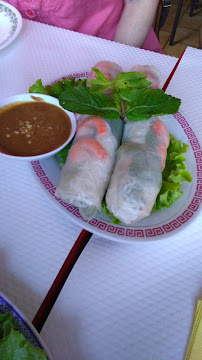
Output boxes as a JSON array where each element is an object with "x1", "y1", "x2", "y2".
[{"x1": 0, "y1": 101, "x2": 72, "y2": 156}]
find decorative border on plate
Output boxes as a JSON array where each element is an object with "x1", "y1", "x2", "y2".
[
  {"x1": 0, "y1": 4, "x2": 18, "y2": 45},
  {"x1": 31, "y1": 112, "x2": 202, "y2": 238},
  {"x1": 51, "y1": 72, "x2": 90, "y2": 84}
]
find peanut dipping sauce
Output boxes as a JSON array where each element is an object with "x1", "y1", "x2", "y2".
[{"x1": 0, "y1": 101, "x2": 72, "y2": 156}]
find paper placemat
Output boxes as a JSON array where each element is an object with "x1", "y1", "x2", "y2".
[{"x1": 0, "y1": 20, "x2": 202, "y2": 360}]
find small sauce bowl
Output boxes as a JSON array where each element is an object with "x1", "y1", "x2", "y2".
[{"x1": 0, "y1": 93, "x2": 76, "y2": 161}]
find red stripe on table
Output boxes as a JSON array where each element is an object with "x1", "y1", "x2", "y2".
[
  {"x1": 162, "y1": 49, "x2": 186, "y2": 92},
  {"x1": 32, "y1": 229, "x2": 92, "y2": 333}
]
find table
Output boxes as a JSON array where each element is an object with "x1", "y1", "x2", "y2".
[{"x1": 0, "y1": 19, "x2": 202, "y2": 360}]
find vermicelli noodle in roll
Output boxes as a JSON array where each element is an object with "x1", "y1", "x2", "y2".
[{"x1": 105, "y1": 117, "x2": 170, "y2": 225}]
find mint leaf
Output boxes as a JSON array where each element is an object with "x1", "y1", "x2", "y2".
[
  {"x1": 112, "y1": 72, "x2": 152, "y2": 89},
  {"x1": 87, "y1": 68, "x2": 112, "y2": 93},
  {"x1": 111, "y1": 88, "x2": 122, "y2": 112},
  {"x1": 119, "y1": 88, "x2": 146, "y2": 102},
  {"x1": 30, "y1": 71, "x2": 181, "y2": 122},
  {"x1": 126, "y1": 88, "x2": 181, "y2": 121},
  {"x1": 59, "y1": 86, "x2": 120, "y2": 120}
]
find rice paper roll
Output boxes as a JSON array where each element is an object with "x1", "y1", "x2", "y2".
[
  {"x1": 55, "y1": 116, "x2": 123, "y2": 219},
  {"x1": 105, "y1": 117, "x2": 169, "y2": 225},
  {"x1": 129, "y1": 65, "x2": 163, "y2": 89},
  {"x1": 87, "y1": 60, "x2": 123, "y2": 95},
  {"x1": 87, "y1": 61, "x2": 123, "y2": 83}
]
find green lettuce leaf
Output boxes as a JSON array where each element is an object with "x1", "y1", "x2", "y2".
[
  {"x1": 0, "y1": 329, "x2": 48, "y2": 360},
  {"x1": 0, "y1": 313, "x2": 48, "y2": 360},
  {"x1": 101, "y1": 201, "x2": 120, "y2": 224},
  {"x1": 29, "y1": 79, "x2": 53, "y2": 96},
  {"x1": 29, "y1": 77, "x2": 87, "y2": 98},
  {"x1": 153, "y1": 134, "x2": 192, "y2": 211},
  {"x1": 56, "y1": 138, "x2": 74, "y2": 166},
  {"x1": 0, "y1": 313, "x2": 18, "y2": 341}
]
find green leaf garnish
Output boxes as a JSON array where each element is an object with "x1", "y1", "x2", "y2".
[
  {"x1": 29, "y1": 69, "x2": 181, "y2": 121},
  {"x1": 59, "y1": 86, "x2": 120, "y2": 120},
  {"x1": 56, "y1": 137, "x2": 74, "y2": 166},
  {"x1": 0, "y1": 313, "x2": 48, "y2": 359},
  {"x1": 153, "y1": 134, "x2": 192, "y2": 211},
  {"x1": 29, "y1": 79, "x2": 53, "y2": 95},
  {"x1": 101, "y1": 200, "x2": 121, "y2": 224},
  {"x1": 87, "y1": 68, "x2": 112, "y2": 93},
  {"x1": 125, "y1": 89, "x2": 181, "y2": 121},
  {"x1": 112, "y1": 71, "x2": 152, "y2": 89},
  {"x1": 0, "y1": 313, "x2": 18, "y2": 341},
  {"x1": 29, "y1": 77, "x2": 87, "y2": 98}
]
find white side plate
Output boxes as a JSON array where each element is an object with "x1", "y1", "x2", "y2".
[{"x1": 0, "y1": 1, "x2": 22, "y2": 51}]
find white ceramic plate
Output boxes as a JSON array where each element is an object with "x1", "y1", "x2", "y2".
[
  {"x1": 30, "y1": 72, "x2": 202, "y2": 242},
  {"x1": 0, "y1": 1, "x2": 22, "y2": 51},
  {"x1": 0, "y1": 291, "x2": 54, "y2": 359}
]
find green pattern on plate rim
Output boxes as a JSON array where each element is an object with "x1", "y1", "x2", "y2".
[{"x1": 0, "y1": 3, "x2": 18, "y2": 45}]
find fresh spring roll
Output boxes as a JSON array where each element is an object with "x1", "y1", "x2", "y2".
[
  {"x1": 55, "y1": 116, "x2": 123, "y2": 219},
  {"x1": 87, "y1": 60, "x2": 123, "y2": 83},
  {"x1": 106, "y1": 65, "x2": 169, "y2": 225},
  {"x1": 105, "y1": 117, "x2": 170, "y2": 225},
  {"x1": 129, "y1": 64, "x2": 163, "y2": 89},
  {"x1": 87, "y1": 60, "x2": 123, "y2": 94}
]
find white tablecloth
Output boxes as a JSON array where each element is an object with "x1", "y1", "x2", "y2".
[{"x1": 0, "y1": 19, "x2": 202, "y2": 360}]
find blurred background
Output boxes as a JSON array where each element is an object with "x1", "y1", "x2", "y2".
[{"x1": 157, "y1": 0, "x2": 201, "y2": 57}]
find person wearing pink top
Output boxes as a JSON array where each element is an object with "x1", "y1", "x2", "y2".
[{"x1": 5, "y1": 0, "x2": 162, "y2": 53}]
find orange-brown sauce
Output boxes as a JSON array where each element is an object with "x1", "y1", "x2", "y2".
[{"x1": 0, "y1": 101, "x2": 72, "y2": 156}]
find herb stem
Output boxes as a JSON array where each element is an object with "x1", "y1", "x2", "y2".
[{"x1": 120, "y1": 102, "x2": 126, "y2": 121}]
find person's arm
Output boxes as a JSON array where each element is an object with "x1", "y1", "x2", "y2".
[{"x1": 114, "y1": 0, "x2": 160, "y2": 47}]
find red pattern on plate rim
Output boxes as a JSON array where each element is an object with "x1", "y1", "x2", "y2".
[{"x1": 31, "y1": 109, "x2": 202, "y2": 238}]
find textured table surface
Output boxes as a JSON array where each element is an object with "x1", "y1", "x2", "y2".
[{"x1": 0, "y1": 19, "x2": 202, "y2": 360}]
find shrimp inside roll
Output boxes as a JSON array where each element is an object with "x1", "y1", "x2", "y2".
[{"x1": 56, "y1": 115, "x2": 123, "y2": 219}]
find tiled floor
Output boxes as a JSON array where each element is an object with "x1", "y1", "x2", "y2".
[{"x1": 158, "y1": 0, "x2": 202, "y2": 57}]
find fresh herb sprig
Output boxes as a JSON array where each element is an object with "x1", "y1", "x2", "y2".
[{"x1": 29, "y1": 68, "x2": 181, "y2": 121}]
